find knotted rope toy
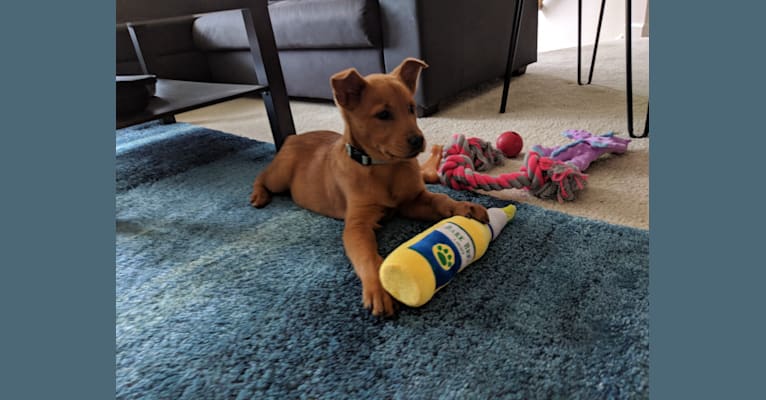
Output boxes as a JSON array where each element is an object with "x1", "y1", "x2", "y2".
[{"x1": 424, "y1": 134, "x2": 588, "y2": 202}]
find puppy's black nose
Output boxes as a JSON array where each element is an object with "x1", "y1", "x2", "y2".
[{"x1": 408, "y1": 135, "x2": 424, "y2": 150}]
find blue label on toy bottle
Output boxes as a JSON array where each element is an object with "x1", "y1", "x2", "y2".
[{"x1": 409, "y1": 222, "x2": 476, "y2": 288}]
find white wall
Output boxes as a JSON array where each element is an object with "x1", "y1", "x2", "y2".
[{"x1": 538, "y1": 0, "x2": 648, "y2": 52}]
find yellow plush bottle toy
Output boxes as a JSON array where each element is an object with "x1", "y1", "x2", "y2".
[{"x1": 379, "y1": 204, "x2": 516, "y2": 307}]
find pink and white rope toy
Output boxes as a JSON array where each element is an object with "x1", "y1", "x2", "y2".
[{"x1": 436, "y1": 134, "x2": 589, "y2": 202}]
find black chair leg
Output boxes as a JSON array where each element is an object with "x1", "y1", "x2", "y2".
[{"x1": 499, "y1": 0, "x2": 525, "y2": 113}]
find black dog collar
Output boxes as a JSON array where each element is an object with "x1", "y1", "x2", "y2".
[{"x1": 345, "y1": 143, "x2": 387, "y2": 166}]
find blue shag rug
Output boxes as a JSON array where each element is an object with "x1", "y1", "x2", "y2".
[{"x1": 116, "y1": 122, "x2": 649, "y2": 399}]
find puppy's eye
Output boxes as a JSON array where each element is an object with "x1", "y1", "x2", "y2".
[
  {"x1": 408, "y1": 104, "x2": 415, "y2": 114},
  {"x1": 375, "y1": 110, "x2": 393, "y2": 121}
]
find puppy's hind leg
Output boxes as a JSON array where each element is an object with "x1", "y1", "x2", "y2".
[{"x1": 250, "y1": 155, "x2": 293, "y2": 208}]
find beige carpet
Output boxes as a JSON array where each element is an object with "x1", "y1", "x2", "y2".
[{"x1": 178, "y1": 38, "x2": 649, "y2": 229}]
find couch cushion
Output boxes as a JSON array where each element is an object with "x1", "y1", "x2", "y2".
[
  {"x1": 270, "y1": 0, "x2": 381, "y2": 49},
  {"x1": 193, "y1": 0, "x2": 381, "y2": 51},
  {"x1": 206, "y1": 51, "x2": 260, "y2": 84},
  {"x1": 192, "y1": 10, "x2": 250, "y2": 51}
]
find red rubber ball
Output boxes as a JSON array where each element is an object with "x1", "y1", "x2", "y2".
[{"x1": 496, "y1": 131, "x2": 523, "y2": 158}]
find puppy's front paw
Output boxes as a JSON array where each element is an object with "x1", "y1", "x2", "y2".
[
  {"x1": 362, "y1": 280, "x2": 396, "y2": 317},
  {"x1": 452, "y1": 202, "x2": 489, "y2": 224},
  {"x1": 249, "y1": 185, "x2": 272, "y2": 208}
]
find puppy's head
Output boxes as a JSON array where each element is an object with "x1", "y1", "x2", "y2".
[{"x1": 330, "y1": 58, "x2": 428, "y2": 162}]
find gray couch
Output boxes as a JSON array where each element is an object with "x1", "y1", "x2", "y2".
[{"x1": 117, "y1": 0, "x2": 537, "y2": 116}]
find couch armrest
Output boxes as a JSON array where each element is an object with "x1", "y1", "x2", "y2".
[
  {"x1": 378, "y1": 0, "x2": 537, "y2": 112},
  {"x1": 126, "y1": 15, "x2": 213, "y2": 81}
]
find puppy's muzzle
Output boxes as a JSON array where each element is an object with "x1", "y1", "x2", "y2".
[{"x1": 407, "y1": 134, "x2": 425, "y2": 155}]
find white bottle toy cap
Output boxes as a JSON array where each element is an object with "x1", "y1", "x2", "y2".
[{"x1": 487, "y1": 204, "x2": 516, "y2": 240}]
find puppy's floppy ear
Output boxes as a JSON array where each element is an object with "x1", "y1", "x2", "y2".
[
  {"x1": 392, "y1": 57, "x2": 428, "y2": 94},
  {"x1": 330, "y1": 68, "x2": 367, "y2": 110}
]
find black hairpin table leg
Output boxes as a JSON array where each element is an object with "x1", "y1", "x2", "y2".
[
  {"x1": 578, "y1": 0, "x2": 605, "y2": 85},
  {"x1": 577, "y1": 0, "x2": 583, "y2": 85},
  {"x1": 626, "y1": 0, "x2": 648, "y2": 138},
  {"x1": 499, "y1": 0, "x2": 525, "y2": 113},
  {"x1": 579, "y1": 0, "x2": 648, "y2": 137},
  {"x1": 589, "y1": 0, "x2": 606, "y2": 84}
]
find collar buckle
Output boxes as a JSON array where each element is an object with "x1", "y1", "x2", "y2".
[{"x1": 345, "y1": 143, "x2": 377, "y2": 166}]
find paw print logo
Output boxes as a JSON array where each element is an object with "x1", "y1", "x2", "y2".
[{"x1": 432, "y1": 244, "x2": 455, "y2": 270}]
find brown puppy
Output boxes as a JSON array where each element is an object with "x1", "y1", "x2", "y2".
[{"x1": 250, "y1": 58, "x2": 489, "y2": 316}]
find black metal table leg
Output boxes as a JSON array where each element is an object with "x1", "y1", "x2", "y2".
[
  {"x1": 499, "y1": 0, "x2": 525, "y2": 113},
  {"x1": 588, "y1": 0, "x2": 607, "y2": 84},
  {"x1": 577, "y1": 0, "x2": 582, "y2": 85},
  {"x1": 242, "y1": 5, "x2": 296, "y2": 149},
  {"x1": 625, "y1": 0, "x2": 648, "y2": 138},
  {"x1": 578, "y1": 0, "x2": 605, "y2": 85},
  {"x1": 642, "y1": 103, "x2": 649, "y2": 137},
  {"x1": 579, "y1": 0, "x2": 648, "y2": 138}
]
